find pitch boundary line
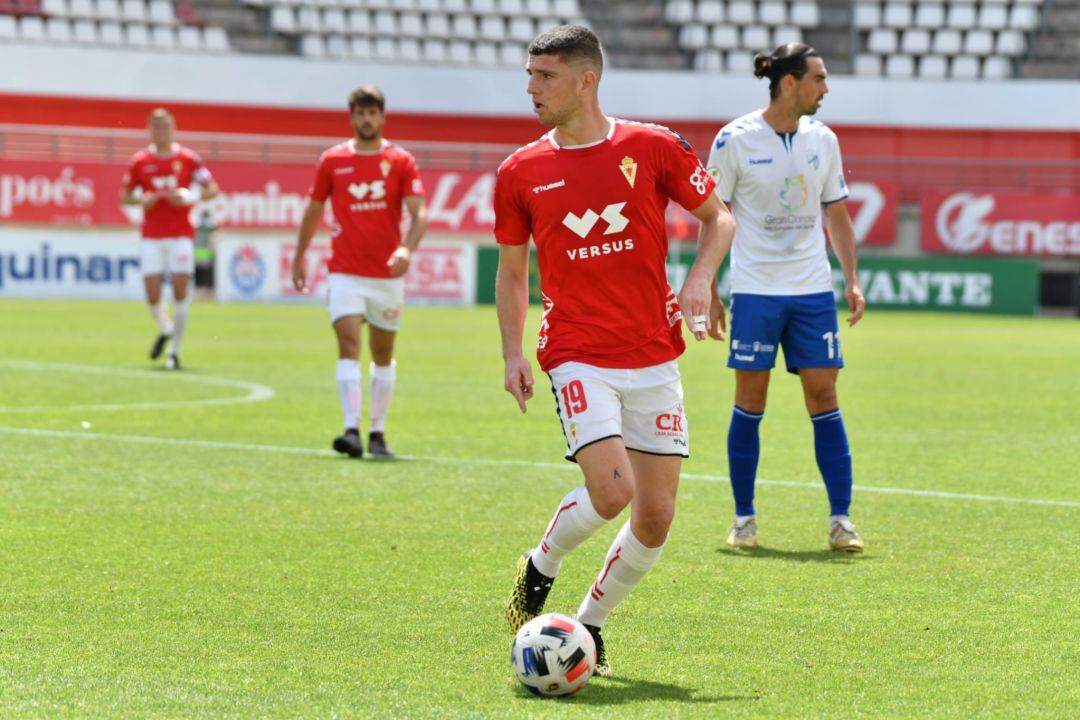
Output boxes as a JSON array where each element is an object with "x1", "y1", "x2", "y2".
[
  {"x1": 0, "y1": 361, "x2": 275, "y2": 412},
  {"x1": 2, "y1": 425, "x2": 1077, "y2": 509}
]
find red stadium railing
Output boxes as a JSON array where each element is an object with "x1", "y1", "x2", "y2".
[{"x1": 2, "y1": 124, "x2": 1077, "y2": 203}]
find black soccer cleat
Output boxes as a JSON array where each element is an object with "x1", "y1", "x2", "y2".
[
  {"x1": 165, "y1": 353, "x2": 181, "y2": 371},
  {"x1": 505, "y1": 550, "x2": 555, "y2": 632},
  {"x1": 367, "y1": 432, "x2": 395, "y2": 459},
  {"x1": 149, "y1": 333, "x2": 171, "y2": 360},
  {"x1": 583, "y1": 624, "x2": 612, "y2": 677},
  {"x1": 332, "y1": 429, "x2": 363, "y2": 458}
]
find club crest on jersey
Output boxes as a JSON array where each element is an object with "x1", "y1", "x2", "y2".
[
  {"x1": 619, "y1": 156, "x2": 638, "y2": 188},
  {"x1": 379, "y1": 159, "x2": 391, "y2": 178},
  {"x1": 172, "y1": 160, "x2": 183, "y2": 174},
  {"x1": 779, "y1": 175, "x2": 808, "y2": 211}
]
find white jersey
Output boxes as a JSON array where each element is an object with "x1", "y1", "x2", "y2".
[{"x1": 707, "y1": 109, "x2": 849, "y2": 296}]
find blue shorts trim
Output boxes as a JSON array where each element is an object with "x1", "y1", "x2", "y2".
[{"x1": 727, "y1": 292, "x2": 844, "y2": 375}]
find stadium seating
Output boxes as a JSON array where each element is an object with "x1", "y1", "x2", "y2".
[
  {"x1": 259, "y1": 0, "x2": 585, "y2": 66},
  {"x1": 665, "y1": 0, "x2": 1043, "y2": 78},
  {"x1": 852, "y1": 0, "x2": 1041, "y2": 79},
  {"x1": 3, "y1": 0, "x2": 229, "y2": 51},
  {"x1": 667, "y1": 0, "x2": 822, "y2": 73}
]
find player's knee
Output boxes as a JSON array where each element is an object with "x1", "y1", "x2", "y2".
[
  {"x1": 806, "y1": 385, "x2": 838, "y2": 412},
  {"x1": 588, "y1": 484, "x2": 632, "y2": 520},
  {"x1": 634, "y1": 504, "x2": 675, "y2": 545},
  {"x1": 735, "y1": 387, "x2": 767, "y2": 412}
]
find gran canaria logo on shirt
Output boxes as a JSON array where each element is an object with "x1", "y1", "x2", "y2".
[{"x1": 779, "y1": 175, "x2": 808, "y2": 211}]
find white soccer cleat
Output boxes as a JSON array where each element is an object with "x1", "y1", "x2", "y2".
[
  {"x1": 725, "y1": 517, "x2": 757, "y2": 548},
  {"x1": 829, "y1": 518, "x2": 864, "y2": 553}
]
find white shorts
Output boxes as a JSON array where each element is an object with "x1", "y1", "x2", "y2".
[
  {"x1": 140, "y1": 238, "x2": 194, "y2": 277},
  {"x1": 327, "y1": 273, "x2": 404, "y2": 331},
  {"x1": 547, "y1": 360, "x2": 689, "y2": 462}
]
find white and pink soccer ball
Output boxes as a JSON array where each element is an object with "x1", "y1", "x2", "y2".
[{"x1": 511, "y1": 613, "x2": 597, "y2": 697}]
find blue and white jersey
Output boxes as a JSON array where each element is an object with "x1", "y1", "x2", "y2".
[{"x1": 706, "y1": 110, "x2": 848, "y2": 296}]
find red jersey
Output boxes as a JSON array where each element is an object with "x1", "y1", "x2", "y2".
[
  {"x1": 494, "y1": 119, "x2": 716, "y2": 373},
  {"x1": 123, "y1": 144, "x2": 213, "y2": 239},
  {"x1": 309, "y1": 139, "x2": 425, "y2": 279}
]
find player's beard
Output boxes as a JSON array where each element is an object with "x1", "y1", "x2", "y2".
[{"x1": 355, "y1": 125, "x2": 381, "y2": 141}]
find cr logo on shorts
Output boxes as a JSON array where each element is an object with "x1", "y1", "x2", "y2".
[{"x1": 655, "y1": 413, "x2": 685, "y2": 433}]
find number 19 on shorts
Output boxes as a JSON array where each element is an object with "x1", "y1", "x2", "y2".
[{"x1": 560, "y1": 380, "x2": 588, "y2": 418}]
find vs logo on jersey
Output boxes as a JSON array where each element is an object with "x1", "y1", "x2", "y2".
[
  {"x1": 562, "y1": 203, "x2": 629, "y2": 239},
  {"x1": 619, "y1": 156, "x2": 638, "y2": 188},
  {"x1": 348, "y1": 180, "x2": 387, "y2": 201}
]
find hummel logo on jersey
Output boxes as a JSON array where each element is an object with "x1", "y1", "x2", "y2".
[
  {"x1": 750, "y1": 158, "x2": 774, "y2": 165},
  {"x1": 562, "y1": 203, "x2": 629, "y2": 239},
  {"x1": 333, "y1": 167, "x2": 354, "y2": 175},
  {"x1": 533, "y1": 179, "x2": 566, "y2": 194},
  {"x1": 619, "y1": 156, "x2": 638, "y2": 188},
  {"x1": 348, "y1": 181, "x2": 387, "y2": 201}
]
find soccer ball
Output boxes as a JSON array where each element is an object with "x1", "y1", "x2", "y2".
[{"x1": 511, "y1": 613, "x2": 597, "y2": 697}]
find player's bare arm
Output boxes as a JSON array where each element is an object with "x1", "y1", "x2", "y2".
[
  {"x1": 292, "y1": 199, "x2": 324, "y2": 292},
  {"x1": 120, "y1": 187, "x2": 158, "y2": 209},
  {"x1": 680, "y1": 193, "x2": 735, "y2": 342},
  {"x1": 824, "y1": 200, "x2": 865, "y2": 326},
  {"x1": 387, "y1": 195, "x2": 429, "y2": 279},
  {"x1": 495, "y1": 243, "x2": 534, "y2": 414}
]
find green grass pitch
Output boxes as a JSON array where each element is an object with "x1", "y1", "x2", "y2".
[{"x1": 0, "y1": 298, "x2": 1077, "y2": 718}]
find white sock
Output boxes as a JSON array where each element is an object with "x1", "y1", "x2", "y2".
[
  {"x1": 577, "y1": 522, "x2": 665, "y2": 628},
  {"x1": 530, "y1": 485, "x2": 607, "y2": 578},
  {"x1": 170, "y1": 297, "x2": 190, "y2": 355},
  {"x1": 336, "y1": 359, "x2": 362, "y2": 431},
  {"x1": 735, "y1": 514, "x2": 755, "y2": 525},
  {"x1": 369, "y1": 361, "x2": 396, "y2": 433},
  {"x1": 148, "y1": 299, "x2": 172, "y2": 335},
  {"x1": 830, "y1": 514, "x2": 852, "y2": 528}
]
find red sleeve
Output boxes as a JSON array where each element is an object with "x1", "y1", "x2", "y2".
[
  {"x1": 493, "y1": 165, "x2": 530, "y2": 246},
  {"x1": 659, "y1": 131, "x2": 715, "y2": 212},
  {"x1": 309, "y1": 154, "x2": 332, "y2": 202},
  {"x1": 123, "y1": 158, "x2": 140, "y2": 192},
  {"x1": 401, "y1": 154, "x2": 424, "y2": 198}
]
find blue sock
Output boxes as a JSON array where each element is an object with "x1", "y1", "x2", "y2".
[
  {"x1": 728, "y1": 406, "x2": 764, "y2": 516},
  {"x1": 811, "y1": 409, "x2": 852, "y2": 515}
]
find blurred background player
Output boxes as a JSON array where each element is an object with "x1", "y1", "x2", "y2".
[
  {"x1": 705, "y1": 44, "x2": 867, "y2": 552},
  {"x1": 121, "y1": 108, "x2": 219, "y2": 370},
  {"x1": 292, "y1": 85, "x2": 428, "y2": 460},
  {"x1": 497, "y1": 26, "x2": 734, "y2": 676}
]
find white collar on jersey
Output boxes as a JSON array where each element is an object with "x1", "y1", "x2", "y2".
[
  {"x1": 546, "y1": 116, "x2": 616, "y2": 151},
  {"x1": 148, "y1": 142, "x2": 180, "y2": 158},
  {"x1": 349, "y1": 138, "x2": 389, "y2": 155}
]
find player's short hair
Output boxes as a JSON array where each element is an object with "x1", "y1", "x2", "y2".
[
  {"x1": 527, "y1": 24, "x2": 603, "y2": 76},
  {"x1": 148, "y1": 108, "x2": 174, "y2": 124},
  {"x1": 753, "y1": 43, "x2": 820, "y2": 100},
  {"x1": 348, "y1": 85, "x2": 386, "y2": 113}
]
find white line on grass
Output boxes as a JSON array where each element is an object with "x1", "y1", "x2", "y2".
[
  {"x1": 0, "y1": 361, "x2": 275, "y2": 412},
  {"x1": 2, "y1": 425, "x2": 1078, "y2": 509}
]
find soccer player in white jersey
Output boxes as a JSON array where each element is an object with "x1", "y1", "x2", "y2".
[
  {"x1": 496, "y1": 26, "x2": 735, "y2": 675},
  {"x1": 293, "y1": 86, "x2": 428, "y2": 459},
  {"x1": 121, "y1": 109, "x2": 219, "y2": 370},
  {"x1": 705, "y1": 44, "x2": 867, "y2": 552}
]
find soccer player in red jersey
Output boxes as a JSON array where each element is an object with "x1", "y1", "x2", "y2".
[
  {"x1": 121, "y1": 108, "x2": 219, "y2": 370},
  {"x1": 497, "y1": 26, "x2": 736, "y2": 676},
  {"x1": 292, "y1": 86, "x2": 428, "y2": 459}
]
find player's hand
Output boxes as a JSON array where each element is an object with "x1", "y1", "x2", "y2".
[
  {"x1": 386, "y1": 246, "x2": 411, "y2": 278},
  {"x1": 291, "y1": 255, "x2": 308, "y2": 293},
  {"x1": 845, "y1": 283, "x2": 866, "y2": 327},
  {"x1": 504, "y1": 356, "x2": 534, "y2": 414},
  {"x1": 708, "y1": 288, "x2": 727, "y2": 341},
  {"x1": 162, "y1": 189, "x2": 187, "y2": 207},
  {"x1": 140, "y1": 193, "x2": 159, "y2": 209},
  {"x1": 678, "y1": 274, "x2": 711, "y2": 341}
]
